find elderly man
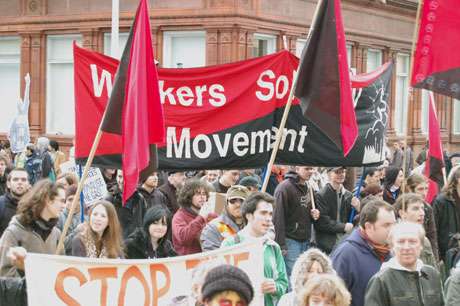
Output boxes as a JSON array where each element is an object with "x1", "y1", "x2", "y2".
[
  {"x1": 201, "y1": 185, "x2": 249, "y2": 251},
  {"x1": 365, "y1": 222, "x2": 443, "y2": 306}
]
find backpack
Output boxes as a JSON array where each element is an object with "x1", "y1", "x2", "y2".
[
  {"x1": 26, "y1": 156, "x2": 43, "y2": 185},
  {"x1": 445, "y1": 233, "x2": 460, "y2": 274}
]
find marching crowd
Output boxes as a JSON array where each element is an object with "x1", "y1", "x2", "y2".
[{"x1": 0, "y1": 137, "x2": 459, "y2": 306}]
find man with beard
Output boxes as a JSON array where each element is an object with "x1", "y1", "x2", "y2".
[
  {"x1": 200, "y1": 185, "x2": 249, "y2": 251},
  {"x1": 273, "y1": 166, "x2": 320, "y2": 277},
  {"x1": 314, "y1": 167, "x2": 360, "y2": 254},
  {"x1": 158, "y1": 171, "x2": 186, "y2": 214},
  {"x1": 0, "y1": 168, "x2": 30, "y2": 237}
]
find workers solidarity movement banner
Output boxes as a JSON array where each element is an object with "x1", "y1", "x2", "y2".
[
  {"x1": 74, "y1": 44, "x2": 393, "y2": 169},
  {"x1": 25, "y1": 241, "x2": 264, "y2": 306}
]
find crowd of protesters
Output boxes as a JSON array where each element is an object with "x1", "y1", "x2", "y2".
[{"x1": 0, "y1": 137, "x2": 460, "y2": 306}]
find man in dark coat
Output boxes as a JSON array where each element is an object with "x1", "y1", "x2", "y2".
[
  {"x1": 212, "y1": 170, "x2": 240, "y2": 194},
  {"x1": 331, "y1": 199, "x2": 396, "y2": 306},
  {"x1": 157, "y1": 171, "x2": 186, "y2": 214},
  {"x1": 0, "y1": 168, "x2": 30, "y2": 237},
  {"x1": 365, "y1": 222, "x2": 443, "y2": 306},
  {"x1": 273, "y1": 166, "x2": 320, "y2": 277},
  {"x1": 314, "y1": 167, "x2": 360, "y2": 254}
]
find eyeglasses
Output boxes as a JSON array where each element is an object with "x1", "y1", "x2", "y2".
[{"x1": 228, "y1": 198, "x2": 244, "y2": 205}]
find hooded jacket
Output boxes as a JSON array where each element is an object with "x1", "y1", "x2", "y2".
[
  {"x1": 273, "y1": 171, "x2": 314, "y2": 250},
  {"x1": 200, "y1": 210, "x2": 242, "y2": 251},
  {"x1": 432, "y1": 192, "x2": 460, "y2": 259},
  {"x1": 0, "y1": 193, "x2": 20, "y2": 237},
  {"x1": 365, "y1": 258, "x2": 443, "y2": 306},
  {"x1": 331, "y1": 229, "x2": 391, "y2": 306},
  {"x1": 0, "y1": 216, "x2": 62, "y2": 277}
]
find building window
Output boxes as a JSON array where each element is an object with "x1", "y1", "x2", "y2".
[
  {"x1": 103, "y1": 32, "x2": 129, "y2": 59},
  {"x1": 163, "y1": 31, "x2": 206, "y2": 68},
  {"x1": 253, "y1": 33, "x2": 277, "y2": 57},
  {"x1": 453, "y1": 99, "x2": 460, "y2": 135},
  {"x1": 366, "y1": 48, "x2": 382, "y2": 72},
  {"x1": 394, "y1": 53, "x2": 410, "y2": 135},
  {"x1": 296, "y1": 39, "x2": 306, "y2": 58},
  {"x1": 420, "y1": 90, "x2": 429, "y2": 134},
  {"x1": 0, "y1": 37, "x2": 21, "y2": 133},
  {"x1": 46, "y1": 34, "x2": 82, "y2": 135}
]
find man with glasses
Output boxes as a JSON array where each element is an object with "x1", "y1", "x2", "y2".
[
  {"x1": 314, "y1": 166, "x2": 360, "y2": 254},
  {"x1": 201, "y1": 185, "x2": 249, "y2": 251}
]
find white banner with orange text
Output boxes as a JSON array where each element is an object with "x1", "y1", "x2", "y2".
[{"x1": 25, "y1": 241, "x2": 264, "y2": 306}]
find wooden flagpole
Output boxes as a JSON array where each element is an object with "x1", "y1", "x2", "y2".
[
  {"x1": 261, "y1": 0, "x2": 324, "y2": 192},
  {"x1": 55, "y1": 112, "x2": 107, "y2": 254}
]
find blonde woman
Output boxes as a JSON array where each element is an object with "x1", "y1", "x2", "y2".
[{"x1": 299, "y1": 274, "x2": 351, "y2": 306}]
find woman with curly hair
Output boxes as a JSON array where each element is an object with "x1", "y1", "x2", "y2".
[
  {"x1": 71, "y1": 200, "x2": 123, "y2": 258},
  {"x1": 172, "y1": 179, "x2": 217, "y2": 255},
  {"x1": 0, "y1": 179, "x2": 66, "y2": 277},
  {"x1": 279, "y1": 248, "x2": 336, "y2": 306},
  {"x1": 299, "y1": 274, "x2": 351, "y2": 306}
]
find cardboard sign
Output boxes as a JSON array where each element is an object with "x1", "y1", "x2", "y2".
[
  {"x1": 25, "y1": 241, "x2": 264, "y2": 306},
  {"x1": 206, "y1": 192, "x2": 226, "y2": 215}
]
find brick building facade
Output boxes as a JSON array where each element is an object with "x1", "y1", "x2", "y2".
[{"x1": 0, "y1": 0, "x2": 459, "y2": 159}]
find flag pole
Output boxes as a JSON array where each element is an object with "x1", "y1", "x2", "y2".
[
  {"x1": 55, "y1": 111, "x2": 107, "y2": 254},
  {"x1": 401, "y1": 0, "x2": 423, "y2": 209},
  {"x1": 111, "y1": 0, "x2": 120, "y2": 58},
  {"x1": 261, "y1": 0, "x2": 324, "y2": 192}
]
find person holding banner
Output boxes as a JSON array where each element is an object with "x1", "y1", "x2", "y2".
[
  {"x1": 70, "y1": 200, "x2": 123, "y2": 258},
  {"x1": 0, "y1": 180, "x2": 66, "y2": 277},
  {"x1": 221, "y1": 192, "x2": 288, "y2": 306},
  {"x1": 201, "y1": 185, "x2": 249, "y2": 251},
  {"x1": 125, "y1": 205, "x2": 177, "y2": 259},
  {"x1": 172, "y1": 179, "x2": 217, "y2": 255}
]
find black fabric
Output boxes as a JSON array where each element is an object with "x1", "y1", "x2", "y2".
[
  {"x1": 0, "y1": 277, "x2": 27, "y2": 306},
  {"x1": 433, "y1": 192, "x2": 460, "y2": 259},
  {"x1": 157, "y1": 182, "x2": 179, "y2": 213},
  {"x1": 32, "y1": 218, "x2": 58, "y2": 242},
  {"x1": 124, "y1": 228, "x2": 177, "y2": 259},
  {"x1": 314, "y1": 183, "x2": 353, "y2": 254},
  {"x1": 0, "y1": 193, "x2": 20, "y2": 237},
  {"x1": 201, "y1": 264, "x2": 254, "y2": 304}
]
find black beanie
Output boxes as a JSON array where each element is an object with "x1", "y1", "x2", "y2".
[{"x1": 201, "y1": 264, "x2": 254, "y2": 304}]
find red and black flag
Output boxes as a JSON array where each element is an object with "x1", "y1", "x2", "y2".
[
  {"x1": 101, "y1": 0, "x2": 165, "y2": 202},
  {"x1": 425, "y1": 92, "x2": 445, "y2": 203},
  {"x1": 411, "y1": 0, "x2": 460, "y2": 99},
  {"x1": 294, "y1": 0, "x2": 357, "y2": 156}
]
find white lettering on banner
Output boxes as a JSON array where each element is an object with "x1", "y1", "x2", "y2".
[
  {"x1": 25, "y1": 242, "x2": 265, "y2": 306},
  {"x1": 90, "y1": 64, "x2": 113, "y2": 98},
  {"x1": 255, "y1": 69, "x2": 291, "y2": 101},
  {"x1": 158, "y1": 81, "x2": 227, "y2": 107},
  {"x1": 166, "y1": 125, "x2": 309, "y2": 159}
]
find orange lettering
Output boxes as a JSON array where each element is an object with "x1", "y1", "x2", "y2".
[
  {"x1": 54, "y1": 268, "x2": 87, "y2": 306},
  {"x1": 88, "y1": 267, "x2": 117, "y2": 306},
  {"x1": 232, "y1": 252, "x2": 250, "y2": 267},
  {"x1": 117, "y1": 266, "x2": 150, "y2": 306},
  {"x1": 150, "y1": 264, "x2": 171, "y2": 305}
]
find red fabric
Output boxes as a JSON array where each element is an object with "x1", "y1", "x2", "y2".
[
  {"x1": 172, "y1": 208, "x2": 207, "y2": 255},
  {"x1": 425, "y1": 93, "x2": 444, "y2": 203},
  {"x1": 122, "y1": 0, "x2": 164, "y2": 202},
  {"x1": 334, "y1": 0, "x2": 358, "y2": 156},
  {"x1": 411, "y1": 0, "x2": 460, "y2": 86}
]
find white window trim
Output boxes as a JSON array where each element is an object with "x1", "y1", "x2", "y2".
[
  {"x1": 453, "y1": 99, "x2": 460, "y2": 135},
  {"x1": 254, "y1": 33, "x2": 277, "y2": 55},
  {"x1": 103, "y1": 32, "x2": 130, "y2": 58},
  {"x1": 0, "y1": 36, "x2": 21, "y2": 64},
  {"x1": 395, "y1": 53, "x2": 410, "y2": 136},
  {"x1": 163, "y1": 31, "x2": 206, "y2": 68},
  {"x1": 366, "y1": 48, "x2": 383, "y2": 72}
]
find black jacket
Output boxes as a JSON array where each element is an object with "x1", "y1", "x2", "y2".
[
  {"x1": 0, "y1": 277, "x2": 27, "y2": 306},
  {"x1": 0, "y1": 193, "x2": 20, "y2": 237},
  {"x1": 125, "y1": 228, "x2": 177, "y2": 259},
  {"x1": 106, "y1": 186, "x2": 152, "y2": 240},
  {"x1": 273, "y1": 171, "x2": 314, "y2": 250},
  {"x1": 314, "y1": 183, "x2": 353, "y2": 254},
  {"x1": 158, "y1": 182, "x2": 179, "y2": 214},
  {"x1": 433, "y1": 192, "x2": 460, "y2": 259}
]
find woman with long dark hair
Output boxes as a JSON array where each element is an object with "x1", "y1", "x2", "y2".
[
  {"x1": 0, "y1": 180, "x2": 66, "y2": 276},
  {"x1": 71, "y1": 200, "x2": 123, "y2": 258},
  {"x1": 125, "y1": 205, "x2": 176, "y2": 259},
  {"x1": 382, "y1": 167, "x2": 404, "y2": 204}
]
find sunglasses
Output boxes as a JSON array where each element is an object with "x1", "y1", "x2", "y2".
[{"x1": 228, "y1": 198, "x2": 244, "y2": 205}]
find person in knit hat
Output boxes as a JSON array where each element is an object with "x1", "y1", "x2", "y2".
[{"x1": 201, "y1": 264, "x2": 254, "y2": 306}]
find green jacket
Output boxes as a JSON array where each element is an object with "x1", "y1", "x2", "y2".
[{"x1": 221, "y1": 233, "x2": 288, "y2": 306}]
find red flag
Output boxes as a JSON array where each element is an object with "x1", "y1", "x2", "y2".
[
  {"x1": 294, "y1": 0, "x2": 358, "y2": 156},
  {"x1": 425, "y1": 92, "x2": 444, "y2": 203},
  {"x1": 101, "y1": 0, "x2": 165, "y2": 202},
  {"x1": 411, "y1": 0, "x2": 460, "y2": 99}
]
